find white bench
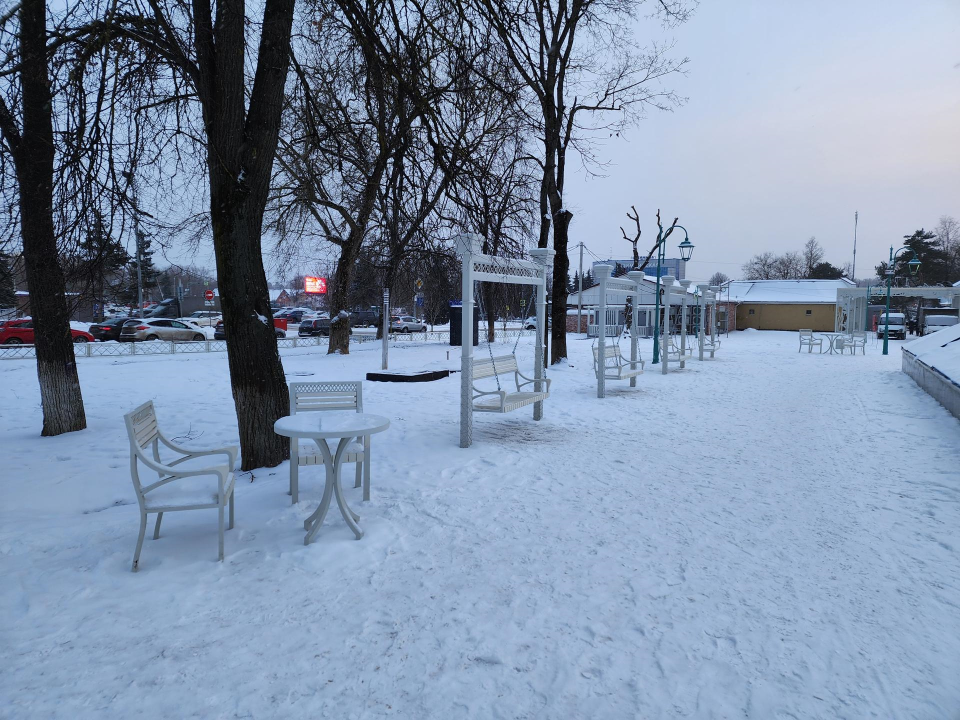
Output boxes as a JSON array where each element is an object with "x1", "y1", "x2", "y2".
[
  {"x1": 593, "y1": 344, "x2": 644, "y2": 381},
  {"x1": 701, "y1": 337, "x2": 720, "y2": 359},
  {"x1": 472, "y1": 354, "x2": 550, "y2": 413},
  {"x1": 798, "y1": 329, "x2": 823, "y2": 353}
]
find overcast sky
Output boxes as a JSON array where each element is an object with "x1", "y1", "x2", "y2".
[{"x1": 567, "y1": 0, "x2": 960, "y2": 283}]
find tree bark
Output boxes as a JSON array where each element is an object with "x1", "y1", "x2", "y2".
[
  {"x1": 550, "y1": 209, "x2": 572, "y2": 363},
  {"x1": 328, "y1": 237, "x2": 362, "y2": 354},
  {"x1": 195, "y1": 0, "x2": 295, "y2": 469},
  {"x1": 12, "y1": 0, "x2": 87, "y2": 436}
]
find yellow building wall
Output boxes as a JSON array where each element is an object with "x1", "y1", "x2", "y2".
[{"x1": 736, "y1": 304, "x2": 835, "y2": 331}]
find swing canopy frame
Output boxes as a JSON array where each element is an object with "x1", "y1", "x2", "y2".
[
  {"x1": 456, "y1": 234, "x2": 554, "y2": 448},
  {"x1": 593, "y1": 265, "x2": 648, "y2": 398}
]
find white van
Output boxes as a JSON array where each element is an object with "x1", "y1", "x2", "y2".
[
  {"x1": 922, "y1": 315, "x2": 959, "y2": 336},
  {"x1": 877, "y1": 312, "x2": 906, "y2": 340}
]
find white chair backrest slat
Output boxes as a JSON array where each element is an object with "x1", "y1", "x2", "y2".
[
  {"x1": 127, "y1": 401, "x2": 159, "y2": 449},
  {"x1": 474, "y1": 355, "x2": 518, "y2": 379}
]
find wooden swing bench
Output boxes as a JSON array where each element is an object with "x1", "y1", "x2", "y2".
[
  {"x1": 593, "y1": 344, "x2": 644, "y2": 381},
  {"x1": 472, "y1": 354, "x2": 550, "y2": 413}
]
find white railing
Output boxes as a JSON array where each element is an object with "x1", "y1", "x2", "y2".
[{"x1": 0, "y1": 329, "x2": 534, "y2": 361}]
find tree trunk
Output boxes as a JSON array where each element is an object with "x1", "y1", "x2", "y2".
[
  {"x1": 328, "y1": 238, "x2": 361, "y2": 354},
  {"x1": 15, "y1": 0, "x2": 86, "y2": 436},
  {"x1": 550, "y1": 209, "x2": 572, "y2": 364},
  {"x1": 195, "y1": 0, "x2": 296, "y2": 470}
]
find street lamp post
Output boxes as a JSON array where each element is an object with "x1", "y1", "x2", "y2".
[
  {"x1": 882, "y1": 245, "x2": 920, "y2": 356},
  {"x1": 652, "y1": 227, "x2": 694, "y2": 364}
]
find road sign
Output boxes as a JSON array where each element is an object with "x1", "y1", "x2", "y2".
[
  {"x1": 416, "y1": 278, "x2": 423, "y2": 290},
  {"x1": 204, "y1": 289, "x2": 215, "y2": 300},
  {"x1": 415, "y1": 294, "x2": 424, "y2": 307}
]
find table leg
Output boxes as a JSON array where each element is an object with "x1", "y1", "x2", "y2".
[{"x1": 305, "y1": 436, "x2": 363, "y2": 543}]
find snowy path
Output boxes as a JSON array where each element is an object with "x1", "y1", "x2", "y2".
[{"x1": 1, "y1": 331, "x2": 958, "y2": 718}]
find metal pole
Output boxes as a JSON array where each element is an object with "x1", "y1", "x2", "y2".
[
  {"x1": 882, "y1": 246, "x2": 892, "y2": 356},
  {"x1": 577, "y1": 242, "x2": 583, "y2": 334},
  {"x1": 381, "y1": 289, "x2": 389, "y2": 370},
  {"x1": 852, "y1": 211, "x2": 858, "y2": 280},
  {"x1": 130, "y1": 177, "x2": 145, "y2": 319},
  {"x1": 652, "y1": 239, "x2": 663, "y2": 364},
  {"x1": 595, "y1": 265, "x2": 609, "y2": 398}
]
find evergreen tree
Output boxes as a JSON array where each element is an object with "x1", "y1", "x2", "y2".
[
  {"x1": 77, "y1": 213, "x2": 130, "y2": 307},
  {"x1": 807, "y1": 261, "x2": 845, "y2": 280},
  {"x1": 121, "y1": 233, "x2": 160, "y2": 305},
  {"x1": 0, "y1": 252, "x2": 15, "y2": 308}
]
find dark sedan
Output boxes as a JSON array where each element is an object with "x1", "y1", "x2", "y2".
[
  {"x1": 215, "y1": 319, "x2": 285, "y2": 340},
  {"x1": 88, "y1": 317, "x2": 132, "y2": 341}
]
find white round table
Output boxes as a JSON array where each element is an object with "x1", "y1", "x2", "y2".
[{"x1": 274, "y1": 412, "x2": 390, "y2": 544}]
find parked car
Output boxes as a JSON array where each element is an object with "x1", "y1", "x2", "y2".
[
  {"x1": 88, "y1": 317, "x2": 133, "y2": 341},
  {"x1": 299, "y1": 318, "x2": 331, "y2": 336},
  {"x1": 921, "y1": 315, "x2": 959, "y2": 336},
  {"x1": 350, "y1": 310, "x2": 381, "y2": 328},
  {"x1": 876, "y1": 312, "x2": 907, "y2": 340},
  {"x1": 275, "y1": 309, "x2": 306, "y2": 324},
  {"x1": 120, "y1": 319, "x2": 207, "y2": 342},
  {"x1": 390, "y1": 315, "x2": 427, "y2": 333},
  {"x1": 0, "y1": 319, "x2": 95, "y2": 345},
  {"x1": 182, "y1": 310, "x2": 222, "y2": 327},
  {"x1": 214, "y1": 318, "x2": 286, "y2": 340},
  {"x1": 523, "y1": 316, "x2": 551, "y2": 330}
]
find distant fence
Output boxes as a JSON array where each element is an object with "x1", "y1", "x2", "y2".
[{"x1": 0, "y1": 328, "x2": 535, "y2": 361}]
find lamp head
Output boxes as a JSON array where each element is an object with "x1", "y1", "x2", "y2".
[
  {"x1": 678, "y1": 237, "x2": 694, "y2": 262},
  {"x1": 907, "y1": 256, "x2": 921, "y2": 276}
]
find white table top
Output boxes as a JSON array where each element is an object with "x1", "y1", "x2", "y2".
[{"x1": 274, "y1": 412, "x2": 390, "y2": 439}]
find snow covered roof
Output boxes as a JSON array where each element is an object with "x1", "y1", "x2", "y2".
[
  {"x1": 722, "y1": 278, "x2": 855, "y2": 304},
  {"x1": 904, "y1": 324, "x2": 960, "y2": 386},
  {"x1": 268, "y1": 289, "x2": 293, "y2": 301},
  {"x1": 953, "y1": 279, "x2": 960, "y2": 287}
]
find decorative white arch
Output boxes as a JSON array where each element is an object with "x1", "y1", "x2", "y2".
[
  {"x1": 594, "y1": 265, "x2": 646, "y2": 398},
  {"x1": 457, "y1": 234, "x2": 554, "y2": 448}
]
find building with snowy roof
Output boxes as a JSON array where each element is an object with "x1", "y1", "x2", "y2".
[{"x1": 720, "y1": 278, "x2": 856, "y2": 332}]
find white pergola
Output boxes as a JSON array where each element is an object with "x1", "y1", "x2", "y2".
[
  {"x1": 696, "y1": 284, "x2": 719, "y2": 360},
  {"x1": 457, "y1": 234, "x2": 553, "y2": 448},
  {"x1": 660, "y1": 275, "x2": 688, "y2": 374},
  {"x1": 594, "y1": 265, "x2": 646, "y2": 398},
  {"x1": 835, "y1": 286, "x2": 960, "y2": 332}
]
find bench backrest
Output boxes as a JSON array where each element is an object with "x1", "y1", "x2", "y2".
[
  {"x1": 799, "y1": 329, "x2": 815, "y2": 339},
  {"x1": 474, "y1": 354, "x2": 518, "y2": 379},
  {"x1": 290, "y1": 381, "x2": 362, "y2": 414},
  {"x1": 593, "y1": 345, "x2": 620, "y2": 359}
]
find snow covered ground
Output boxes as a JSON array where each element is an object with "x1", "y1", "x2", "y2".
[{"x1": 1, "y1": 331, "x2": 958, "y2": 718}]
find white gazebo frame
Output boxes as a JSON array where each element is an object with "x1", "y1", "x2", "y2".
[
  {"x1": 594, "y1": 265, "x2": 646, "y2": 398},
  {"x1": 660, "y1": 275, "x2": 688, "y2": 374},
  {"x1": 457, "y1": 234, "x2": 554, "y2": 448},
  {"x1": 696, "y1": 284, "x2": 719, "y2": 360}
]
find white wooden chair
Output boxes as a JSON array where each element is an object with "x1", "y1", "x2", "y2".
[
  {"x1": 124, "y1": 401, "x2": 237, "y2": 571},
  {"x1": 593, "y1": 344, "x2": 644, "y2": 382},
  {"x1": 289, "y1": 381, "x2": 371, "y2": 503},
  {"x1": 472, "y1": 354, "x2": 550, "y2": 413},
  {"x1": 798, "y1": 329, "x2": 823, "y2": 353}
]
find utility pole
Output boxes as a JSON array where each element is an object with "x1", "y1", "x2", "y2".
[
  {"x1": 577, "y1": 242, "x2": 584, "y2": 334},
  {"x1": 852, "y1": 211, "x2": 858, "y2": 281},
  {"x1": 122, "y1": 170, "x2": 145, "y2": 318}
]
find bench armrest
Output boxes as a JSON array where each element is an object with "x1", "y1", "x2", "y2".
[{"x1": 516, "y1": 370, "x2": 551, "y2": 393}]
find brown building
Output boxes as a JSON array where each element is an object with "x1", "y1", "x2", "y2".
[{"x1": 719, "y1": 279, "x2": 856, "y2": 332}]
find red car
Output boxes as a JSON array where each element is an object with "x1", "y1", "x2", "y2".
[{"x1": 0, "y1": 319, "x2": 95, "y2": 345}]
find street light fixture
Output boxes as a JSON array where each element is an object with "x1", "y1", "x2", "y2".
[
  {"x1": 652, "y1": 224, "x2": 692, "y2": 364},
  {"x1": 882, "y1": 245, "x2": 920, "y2": 356}
]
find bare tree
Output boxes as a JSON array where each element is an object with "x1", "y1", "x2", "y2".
[
  {"x1": 802, "y1": 237, "x2": 824, "y2": 277},
  {"x1": 102, "y1": 0, "x2": 297, "y2": 469},
  {"x1": 773, "y1": 251, "x2": 804, "y2": 280},
  {"x1": 470, "y1": 0, "x2": 691, "y2": 364},
  {"x1": 0, "y1": 0, "x2": 86, "y2": 435},
  {"x1": 620, "y1": 206, "x2": 642, "y2": 269},
  {"x1": 935, "y1": 215, "x2": 959, "y2": 280},
  {"x1": 742, "y1": 252, "x2": 777, "y2": 280},
  {"x1": 708, "y1": 271, "x2": 729, "y2": 287}
]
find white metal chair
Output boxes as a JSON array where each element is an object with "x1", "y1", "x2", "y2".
[
  {"x1": 798, "y1": 329, "x2": 823, "y2": 353},
  {"x1": 124, "y1": 401, "x2": 237, "y2": 571},
  {"x1": 593, "y1": 343, "x2": 644, "y2": 382},
  {"x1": 289, "y1": 381, "x2": 371, "y2": 503},
  {"x1": 844, "y1": 331, "x2": 867, "y2": 355}
]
